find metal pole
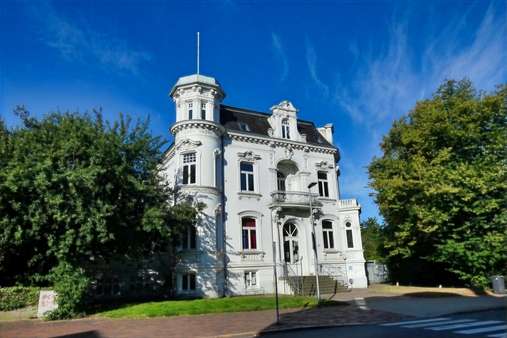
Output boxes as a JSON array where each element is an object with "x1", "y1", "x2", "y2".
[
  {"x1": 272, "y1": 241, "x2": 280, "y2": 323},
  {"x1": 309, "y1": 190, "x2": 320, "y2": 302},
  {"x1": 270, "y1": 210, "x2": 280, "y2": 324},
  {"x1": 197, "y1": 32, "x2": 200, "y2": 75}
]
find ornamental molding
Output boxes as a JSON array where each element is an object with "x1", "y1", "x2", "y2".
[
  {"x1": 175, "y1": 139, "x2": 202, "y2": 151},
  {"x1": 315, "y1": 160, "x2": 334, "y2": 170},
  {"x1": 284, "y1": 145, "x2": 294, "y2": 160},
  {"x1": 237, "y1": 150, "x2": 262, "y2": 162},
  {"x1": 170, "y1": 120, "x2": 225, "y2": 136}
]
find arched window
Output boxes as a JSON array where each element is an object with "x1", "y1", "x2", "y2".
[
  {"x1": 242, "y1": 217, "x2": 257, "y2": 250},
  {"x1": 346, "y1": 221, "x2": 354, "y2": 248},
  {"x1": 282, "y1": 119, "x2": 290, "y2": 139},
  {"x1": 283, "y1": 223, "x2": 299, "y2": 263},
  {"x1": 322, "y1": 220, "x2": 334, "y2": 249}
]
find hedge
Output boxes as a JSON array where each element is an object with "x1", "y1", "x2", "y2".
[{"x1": 0, "y1": 286, "x2": 40, "y2": 311}]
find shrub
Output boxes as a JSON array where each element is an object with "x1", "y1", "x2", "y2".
[
  {"x1": 46, "y1": 262, "x2": 90, "y2": 320},
  {"x1": 0, "y1": 286, "x2": 40, "y2": 311}
]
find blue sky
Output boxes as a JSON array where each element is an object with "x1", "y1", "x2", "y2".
[{"x1": 1, "y1": 0, "x2": 506, "y2": 220}]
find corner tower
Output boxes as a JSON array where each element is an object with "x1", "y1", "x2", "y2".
[{"x1": 169, "y1": 74, "x2": 226, "y2": 297}]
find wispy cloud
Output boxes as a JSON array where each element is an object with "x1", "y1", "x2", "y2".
[
  {"x1": 29, "y1": 1, "x2": 151, "y2": 75},
  {"x1": 271, "y1": 33, "x2": 289, "y2": 82},
  {"x1": 336, "y1": 3, "x2": 507, "y2": 127},
  {"x1": 305, "y1": 37, "x2": 330, "y2": 98},
  {"x1": 334, "y1": 3, "x2": 507, "y2": 220}
]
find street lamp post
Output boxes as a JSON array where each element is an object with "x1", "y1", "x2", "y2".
[{"x1": 308, "y1": 182, "x2": 320, "y2": 302}]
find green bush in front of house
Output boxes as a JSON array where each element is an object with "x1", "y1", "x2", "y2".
[
  {"x1": 45, "y1": 262, "x2": 91, "y2": 320},
  {"x1": 0, "y1": 286, "x2": 40, "y2": 311}
]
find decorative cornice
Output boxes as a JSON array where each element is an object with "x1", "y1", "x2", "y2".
[
  {"x1": 170, "y1": 120, "x2": 225, "y2": 136},
  {"x1": 228, "y1": 131, "x2": 337, "y2": 155}
]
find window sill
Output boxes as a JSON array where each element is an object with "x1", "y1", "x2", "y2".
[
  {"x1": 239, "y1": 250, "x2": 265, "y2": 260},
  {"x1": 240, "y1": 250, "x2": 265, "y2": 256},
  {"x1": 317, "y1": 197, "x2": 336, "y2": 202},
  {"x1": 176, "y1": 249, "x2": 201, "y2": 255},
  {"x1": 323, "y1": 249, "x2": 339, "y2": 254},
  {"x1": 238, "y1": 192, "x2": 262, "y2": 200}
]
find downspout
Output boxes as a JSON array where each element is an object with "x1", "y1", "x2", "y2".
[{"x1": 220, "y1": 132, "x2": 227, "y2": 297}]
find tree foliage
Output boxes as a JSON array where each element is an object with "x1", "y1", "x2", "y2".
[
  {"x1": 360, "y1": 217, "x2": 385, "y2": 262},
  {"x1": 368, "y1": 80, "x2": 507, "y2": 288},
  {"x1": 0, "y1": 109, "x2": 199, "y2": 286}
]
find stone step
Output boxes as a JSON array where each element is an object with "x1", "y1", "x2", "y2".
[{"x1": 282, "y1": 275, "x2": 348, "y2": 296}]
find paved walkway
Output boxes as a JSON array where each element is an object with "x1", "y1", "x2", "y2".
[{"x1": 0, "y1": 304, "x2": 406, "y2": 338}]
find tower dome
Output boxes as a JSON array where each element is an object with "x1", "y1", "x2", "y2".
[{"x1": 170, "y1": 74, "x2": 225, "y2": 124}]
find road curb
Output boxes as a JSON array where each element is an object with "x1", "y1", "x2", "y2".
[{"x1": 251, "y1": 320, "x2": 397, "y2": 336}]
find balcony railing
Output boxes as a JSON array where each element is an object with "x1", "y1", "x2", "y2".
[
  {"x1": 337, "y1": 198, "x2": 359, "y2": 208},
  {"x1": 271, "y1": 191, "x2": 320, "y2": 207}
]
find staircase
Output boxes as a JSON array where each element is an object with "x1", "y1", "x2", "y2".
[{"x1": 283, "y1": 275, "x2": 349, "y2": 296}]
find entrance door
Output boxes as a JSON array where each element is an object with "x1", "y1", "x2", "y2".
[{"x1": 283, "y1": 223, "x2": 299, "y2": 264}]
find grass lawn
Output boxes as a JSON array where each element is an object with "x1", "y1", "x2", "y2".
[{"x1": 97, "y1": 295, "x2": 335, "y2": 319}]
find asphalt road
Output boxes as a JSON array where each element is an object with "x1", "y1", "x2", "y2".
[{"x1": 258, "y1": 309, "x2": 507, "y2": 338}]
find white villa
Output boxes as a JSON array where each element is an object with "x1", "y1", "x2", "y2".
[{"x1": 162, "y1": 73, "x2": 368, "y2": 298}]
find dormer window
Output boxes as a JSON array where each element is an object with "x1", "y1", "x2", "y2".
[
  {"x1": 201, "y1": 102, "x2": 206, "y2": 119},
  {"x1": 238, "y1": 122, "x2": 250, "y2": 132},
  {"x1": 282, "y1": 119, "x2": 290, "y2": 139},
  {"x1": 188, "y1": 102, "x2": 194, "y2": 119}
]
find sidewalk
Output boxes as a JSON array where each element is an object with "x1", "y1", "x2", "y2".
[
  {"x1": 329, "y1": 289, "x2": 507, "y2": 318},
  {"x1": 0, "y1": 303, "x2": 406, "y2": 338}
]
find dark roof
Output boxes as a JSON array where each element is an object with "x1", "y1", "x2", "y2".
[{"x1": 220, "y1": 105, "x2": 335, "y2": 149}]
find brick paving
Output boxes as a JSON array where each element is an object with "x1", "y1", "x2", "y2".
[{"x1": 0, "y1": 304, "x2": 407, "y2": 338}]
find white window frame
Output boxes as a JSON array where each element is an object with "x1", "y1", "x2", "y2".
[
  {"x1": 281, "y1": 119, "x2": 290, "y2": 139},
  {"x1": 318, "y1": 171, "x2": 329, "y2": 197},
  {"x1": 244, "y1": 271, "x2": 257, "y2": 288},
  {"x1": 345, "y1": 221, "x2": 354, "y2": 248},
  {"x1": 240, "y1": 162, "x2": 255, "y2": 192},
  {"x1": 187, "y1": 102, "x2": 194, "y2": 120},
  {"x1": 182, "y1": 152, "x2": 196, "y2": 185},
  {"x1": 200, "y1": 101, "x2": 206, "y2": 119},
  {"x1": 181, "y1": 272, "x2": 196, "y2": 291},
  {"x1": 322, "y1": 220, "x2": 335, "y2": 249},
  {"x1": 241, "y1": 217, "x2": 257, "y2": 250},
  {"x1": 181, "y1": 225, "x2": 197, "y2": 250}
]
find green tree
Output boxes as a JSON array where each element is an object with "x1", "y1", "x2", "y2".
[
  {"x1": 368, "y1": 80, "x2": 507, "y2": 288},
  {"x1": 0, "y1": 109, "x2": 199, "y2": 286},
  {"x1": 360, "y1": 217, "x2": 385, "y2": 262}
]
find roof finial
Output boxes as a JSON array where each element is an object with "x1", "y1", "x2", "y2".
[{"x1": 197, "y1": 32, "x2": 200, "y2": 75}]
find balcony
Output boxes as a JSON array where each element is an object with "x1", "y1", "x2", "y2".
[
  {"x1": 337, "y1": 198, "x2": 359, "y2": 209},
  {"x1": 270, "y1": 191, "x2": 322, "y2": 209}
]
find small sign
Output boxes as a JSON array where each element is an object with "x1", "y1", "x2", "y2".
[{"x1": 37, "y1": 290, "x2": 58, "y2": 318}]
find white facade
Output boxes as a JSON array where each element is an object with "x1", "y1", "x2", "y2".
[{"x1": 162, "y1": 74, "x2": 368, "y2": 297}]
